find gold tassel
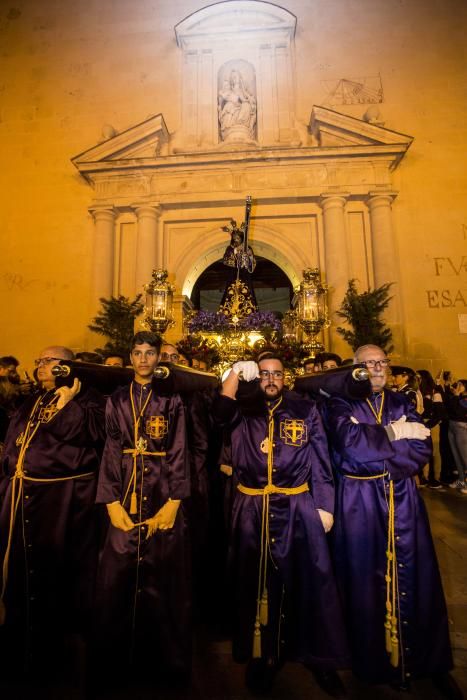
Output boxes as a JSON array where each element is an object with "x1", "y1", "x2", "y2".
[
  {"x1": 130, "y1": 491, "x2": 137, "y2": 515},
  {"x1": 390, "y1": 618, "x2": 399, "y2": 667},
  {"x1": 259, "y1": 590, "x2": 268, "y2": 626},
  {"x1": 252, "y1": 618, "x2": 261, "y2": 658},
  {"x1": 0, "y1": 599, "x2": 5, "y2": 626}
]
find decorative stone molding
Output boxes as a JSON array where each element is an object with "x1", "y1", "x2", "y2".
[
  {"x1": 133, "y1": 204, "x2": 162, "y2": 292},
  {"x1": 173, "y1": 1, "x2": 297, "y2": 150},
  {"x1": 89, "y1": 206, "x2": 117, "y2": 303}
]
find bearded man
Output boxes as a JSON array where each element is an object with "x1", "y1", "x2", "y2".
[{"x1": 213, "y1": 353, "x2": 348, "y2": 697}]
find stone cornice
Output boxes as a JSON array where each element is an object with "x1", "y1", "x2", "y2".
[{"x1": 73, "y1": 143, "x2": 410, "y2": 181}]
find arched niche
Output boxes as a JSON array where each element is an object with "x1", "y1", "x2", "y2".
[{"x1": 181, "y1": 237, "x2": 301, "y2": 300}]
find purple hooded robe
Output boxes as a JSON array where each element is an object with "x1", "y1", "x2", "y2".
[
  {"x1": 323, "y1": 389, "x2": 453, "y2": 684},
  {"x1": 214, "y1": 390, "x2": 349, "y2": 670},
  {"x1": 0, "y1": 386, "x2": 106, "y2": 671},
  {"x1": 94, "y1": 381, "x2": 191, "y2": 674}
]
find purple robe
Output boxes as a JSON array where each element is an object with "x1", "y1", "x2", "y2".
[
  {"x1": 94, "y1": 382, "x2": 191, "y2": 673},
  {"x1": 0, "y1": 387, "x2": 106, "y2": 671},
  {"x1": 214, "y1": 391, "x2": 349, "y2": 669},
  {"x1": 323, "y1": 389, "x2": 453, "y2": 683}
]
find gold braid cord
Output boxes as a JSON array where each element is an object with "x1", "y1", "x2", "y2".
[{"x1": 236, "y1": 397, "x2": 310, "y2": 660}]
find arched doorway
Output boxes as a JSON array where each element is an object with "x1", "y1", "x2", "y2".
[{"x1": 191, "y1": 256, "x2": 293, "y2": 314}]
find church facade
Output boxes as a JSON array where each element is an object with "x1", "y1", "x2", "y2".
[{"x1": 0, "y1": 0, "x2": 465, "y2": 372}]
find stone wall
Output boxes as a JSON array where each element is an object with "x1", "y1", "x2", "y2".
[{"x1": 0, "y1": 0, "x2": 465, "y2": 374}]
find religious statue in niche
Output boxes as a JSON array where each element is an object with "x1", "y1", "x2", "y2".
[
  {"x1": 218, "y1": 65, "x2": 257, "y2": 144},
  {"x1": 220, "y1": 197, "x2": 257, "y2": 320}
]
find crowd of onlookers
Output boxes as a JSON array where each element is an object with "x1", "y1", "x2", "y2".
[{"x1": 1, "y1": 348, "x2": 466, "y2": 493}]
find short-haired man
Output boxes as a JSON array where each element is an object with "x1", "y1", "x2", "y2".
[
  {"x1": 160, "y1": 342, "x2": 180, "y2": 364},
  {"x1": 0, "y1": 355, "x2": 22, "y2": 423},
  {"x1": 320, "y1": 352, "x2": 342, "y2": 371},
  {"x1": 93, "y1": 331, "x2": 191, "y2": 681},
  {"x1": 302, "y1": 357, "x2": 315, "y2": 374},
  {"x1": 213, "y1": 354, "x2": 348, "y2": 695},
  {"x1": 0, "y1": 355, "x2": 20, "y2": 382},
  {"x1": 103, "y1": 354, "x2": 125, "y2": 367},
  {"x1": 322, "y1": 345, "x2": 457, "y2": 697},
  {"x1": 0, "y1": 345, "x2": 106, "y2": 677}
]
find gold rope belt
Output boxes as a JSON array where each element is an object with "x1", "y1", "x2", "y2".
[
  {"x1": 344, "y1": 472, "x2": 388, "y2": 480},
  {"x1": 237, "y1": 482, "x2": 309, "y2": 496},
  {"x1": 345, "y1": 469, "x2": 399, "y2": 667},
  {"x1": 121, "y1": 448, "x2": 166, "y2": 514},
  {"x1": 122, "y1": 449, "x2": 166, "y2": 456},
  {"x1": 18, "y1": 471, "x2": 95, "y2": 483}
]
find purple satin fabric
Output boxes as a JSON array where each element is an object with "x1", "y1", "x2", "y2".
[
  {"x1": 0, "y1": 387, "x2": 106, "y2": 668},
  {"x1": 94, "y1": 382, "x2": 191, "y2": 672},
  {"x1": 216, "y1": 391, "x2": 349, "y2": 669},
  {"x1": 323, "y1": 390, "x2": 453, "y2": 683}
]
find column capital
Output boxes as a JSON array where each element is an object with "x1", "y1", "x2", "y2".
[
  {"x1": 319, "y1": 192, "x2": 350, "y2": 210},
  {"x1": 89, "y1": 205, "x2": 117, "y2": 222},
  {"x1": 366, "y1": 191, "x2": 398, "y2": 208},
  {"x1": 133, "y1": 203, "x2": 162, "y2": 220}
]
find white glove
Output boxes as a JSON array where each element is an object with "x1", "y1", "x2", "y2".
[
  {"x1": 387, "y1": 415, "x2": 430, "y2": 441},
  {"x1": 317, "y1": 509, "x2": 334, "y2": 533},
  {"x1": 55, "y1": 378, "x2": 81, "y2": 409},
  {"x1": 232, "y1": 361, "x2": 259, "y2": 382},
  {"x1": 106, "y1": 501, "x2": 134, "y2": 531}
]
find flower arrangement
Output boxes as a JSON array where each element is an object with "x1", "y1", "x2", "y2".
[
  {"x1": 237, "y1": 311, "x2": 282, "y2": 332},
  {"x1": 187, "y1": 309, "x2": 282, "y2": 335},
  {"x1": 187, "y1": 310, "x2": 230, "y2": 333}
]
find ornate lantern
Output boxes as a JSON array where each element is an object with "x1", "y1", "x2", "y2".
[
  {"x1": 143, "y1": 269, "x2": 175, "y2": 335},
  {"x1": 294, "y1": 268, "x2": 330, "y2": 357},
  {"x1": 282, "y1": 310, "x2": 298, "y2": 341}
]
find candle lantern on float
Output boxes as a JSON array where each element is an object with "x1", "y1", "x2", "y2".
[
  {"x1": 294, "y1": 268, "x2": 330, "y2": 357},
  {"x1": 143, "y1": 269, "x2": 175, "y2": 335}
]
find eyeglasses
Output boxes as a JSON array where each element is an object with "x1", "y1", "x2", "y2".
[
  {"x1": 360, "y1": 359, "x2": 390, "y2": 368},
  {"x1": 160, "y1": 352, "x2": 179, "y2": 362},
  {"x1": 34, "y1": 357, "x2": 62, "y2": 367},
  {"x1": 259, "y1": 370, "x2": 284, "y2": 380}
]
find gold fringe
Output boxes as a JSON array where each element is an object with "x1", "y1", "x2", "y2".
[
  {"x1": 259, "y1": 590, "x2": 268, "y2": 626},
  {"x1": 130, "y1": 491, "x2": 137, "y2": 515},
  {"x1": 253, "y1": 618, "x2": 261, "y2": 658}
]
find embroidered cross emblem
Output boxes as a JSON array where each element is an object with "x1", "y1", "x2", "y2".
[
  {"x1": 146, "y1": 415, "x2": 168, "y2": 439},
  {"x1": 280, "y1": 419, "x2": 307, "y2": 447},
  {"x1": 38, "y1": 404, "x2": 59, "y2": 423}
]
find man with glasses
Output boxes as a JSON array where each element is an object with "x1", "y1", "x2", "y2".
[
  {"x1": 322, "y1": 345, "x2": 458, "y2": 698},
  {"x1": 160, "y1": 342, "x2": 180, "y2": 364},
  {"x1": 213, "y1": 352, "x2": 348, "y2": 697},
  {"x1": 0, "y1": 345, "x2": 106, "y2": 681}
]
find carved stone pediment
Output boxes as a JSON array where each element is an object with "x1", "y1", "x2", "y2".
[
  {"x1": 72, "y1": 114, "x2": 170, "y2": 176},
  {"x1": 311, "y1": 105, "x2": 413, "y2": 150}
]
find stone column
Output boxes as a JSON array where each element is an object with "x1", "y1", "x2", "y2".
[
  {"x1": 367, "y1": 191, "x2": 399, "y2": 324},
  {"x1": 134, "y1": 204, "x2": 161, "y2": 294},
  {"x1": 320, "y1": 193, "x2": 350, "y2": 355},
  {"x1": 90, "y1": 206, "x2": 116, "y2": 308}
]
